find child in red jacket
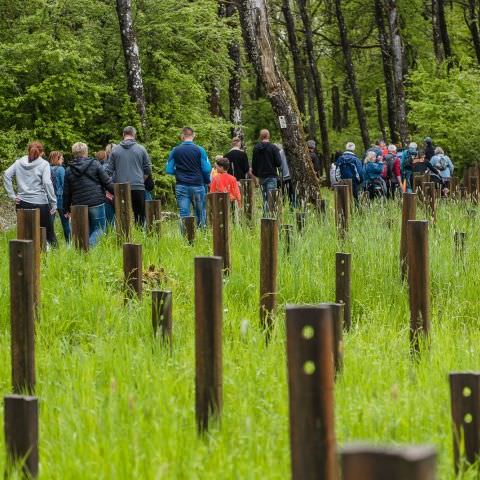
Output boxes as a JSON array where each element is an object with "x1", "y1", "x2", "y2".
[{"x1": 210, "y1": 158, "x2": 241, "y2": 207}]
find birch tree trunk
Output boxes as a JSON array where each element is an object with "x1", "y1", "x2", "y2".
[
  {"x1": 115, "y1": 0, "x2": 147, "y2": 126},
  {"x1": 237, "y1": 0, "x2": 320, "y2": 197},
  {"x1": 334, "y1": 0, "x2": 370, "y2": 149}
]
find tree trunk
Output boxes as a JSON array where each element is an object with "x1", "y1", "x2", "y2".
[
  {"x1": 342, "y1": 94, "x2": 349, "y2": 130},
  {"x1": 466, "y1": 0, "x2": 480, "y2": 64},
  {"x1": 225, "y1": 3, "x2": 244, "y2": 139},
  {"x1": 334, "y1": 0, "x2": 370, "y2": 149},
  {"x1": 237, "y1": 0, "x2": 320, "y2": 197},
  {"x1": 386, "y1": 0, "x2": 408, "y2": 145},
  {"x1": 281, "y1": 0, "x2": 306, "y2": 115},
  {"x1": 376, "y1": 88, "x2": 387, "y2": 141},
  {"x1": 374, "y1": 0, "x2": 398, "y2": 143},
  {"x1": 431, "y1": 0, "x2": 445, "y2": 61},
  {"x1": 297, "y1": 0, "x2": 331, "y2": 164},
  {"x1": 208, "y1": 84, "x2": 224, "y2": 117},
  {"x1": 115, "y1": 0, "x2": 147, "y2": 126},
  {"x1": 436, "y1": 0, "x2": 453, "y2": 59},
  {"x1": 331, "y1": 85, "x2": 342, "y2": 132},
  {"x1": 306, "y1": 65, "x2": 317, "y2": 140}
]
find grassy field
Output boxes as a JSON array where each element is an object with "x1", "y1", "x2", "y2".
[{"x1": 0, "y1": 193, "x2": 479, "y2": 479}]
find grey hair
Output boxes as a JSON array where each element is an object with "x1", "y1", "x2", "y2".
[
  {"x1": 72, "y1": 142, "x2": 88, "y2": 158},
  {"x1": 346, "y1": 142, "x2": 355, "y2": 152},
  {"x1": 408, "y1": 142, "x2": 418, "y2": 150},
  {"x1": 123, "y1": 126, "x2": 137, "y2": 138},
  {"x1": 434, "y1": 146, "x2": 444, "y2": 155},
  {"x1": 388, "y1": 144, "x2": 397, "y2": 153},
  {"x1": 366, "y1": 150, "x2": 377, "y2": 162}
]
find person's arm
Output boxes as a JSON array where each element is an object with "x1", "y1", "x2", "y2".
[
  {"x1": 232, "y1": 177, "x2": 241, "y2": 204},
  {"x1": 273, "y1": 145, "x2": 282, "y2": 169},
  {"x1": 3, "y1": 163, "x2": 17, "y2": 202},
  {"x1": 165, "y1": 149, "x2": 175, "y2": 175},
  {"x1": 448, "y1": 157, "x2": 454, "y2": 174},
  {"x1": 200, "y1": 147, "x2": 212, "y2": 176},
  {"x1": 241, "y1": 152, "x2": 250, "y2": 178},
  {"x1": 105, "y1": 152, "x2": 115, "y2": 176},
  {"x1": 43, "y1": 164, "x2": 57, "y2": 212},
  {"x1": 98, "y1": 163, "x2": 114, "y2": 194},
  {"x1": 251, "y1": 150, "x2": 258, "y2": 177},
  {"x1": 142, "y1": 148, "x2": 152, "y2": 177},
  {"x1": 57, "y1": 167, "x2": 65, "y2": 197},
  {"x1": 63, "y1": 171, "x2": 72, "y2": 214}
]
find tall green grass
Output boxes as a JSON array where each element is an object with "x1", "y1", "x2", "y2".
[{"x1": 0, "y1": 195, "x2": 479, "y2": 478}]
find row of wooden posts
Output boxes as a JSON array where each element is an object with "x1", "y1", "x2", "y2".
[{"x1": 6, "y1": 182, "x2": 475, "y2": 478}]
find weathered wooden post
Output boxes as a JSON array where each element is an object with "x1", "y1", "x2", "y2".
[
  {"x1": 340, "y1": 178, "x2": 354, "y2": 210},
  {"x1": 334, "y1": 185, "x2": 350, "y2": 237},
  {"x1": 296, "y1": 212, "x2": 306, "y2": 232},
  {"x1": 400, "y1": 192, "x2": 417, "y2": 280},
  {"x1": 145, "y1": 199, "x2": 162, "y2": 234},
  {"x1": 16, "y1": 209, "x2": 40, "y2": 307},
  {"x1": 407, "y1": 220, "x2": 430, "y2": 354},
  {"x1": 40, "y1": 227, "x2": 47, "y2": 253},
  {"x1": 341, "y1": 444, "x2": 437, "y2": 480},
  {"x1": 211, "y1": 192, "x2": 231, "y2": 274},
  {"x1": 471, "y1": 176, "x2": 479, "y2": 204},
  {"x1": 260, "y1": 218, "x2": 278, "y2": 335},
  {"x1": 286, "y1": 305, "x2": 336, "y2": 480},
  {"x1": 10, "y1": 240, "x2": 35, "y2": 395},
  {"x1": 449, "y1": 372, "x2": 480, "y2": 474},
  {"x1": 422, "y1": 182, "x2": 436, "y2": 223},
  {"x1": 281, "y1": 224, "x2": 293, "y2": 254},
  {"x1": 240, "y1": 179, "x2": 254, "y2": 224},
  {"x1": 460, "y1": 186, "x2": 468, "y2": 200},
  {"x1": 152, "y1": 290, "x2": 172, "y2": 347},
  {"x1": 335, "y1": 253, "x2": 352, "y2": 331},
  {"x1": 114, "y1": 183, "x2": 132, "y2": 240},
  {"x1": 123, "y1": 243, "x2": 142, "y2": 299},
  {"x1": 4, "y1": 395, "x2": 39, "y2": 478},
  {"x1": 183, "y1": 216, "x2": 195, "y2": 245},
  {"x1": 325, "y1": 303, "x2": 344, "y2": 375},
  {"x1": 454, "y1": 231, "x2": 466, "y2": 254},
  {"x1": 268, "y1": 188, "x2": 282, "y2": 220},
  {"x1": 71, "y1": 205, "x2": 89, "y2": 251},
  {"x1": 206, "y1": 193, "x2": 213, "y2": 227},
  {"x1": 195, "y1": 257, "x2": 223, "y2": 434},
  {"x1": 316, "y1": 198, "x2": 327, "y2": 217}
]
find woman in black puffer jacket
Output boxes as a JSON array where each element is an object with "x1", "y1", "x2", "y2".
[{"x1": 63, "y1": 142, "x2": 114, "y2": 247}]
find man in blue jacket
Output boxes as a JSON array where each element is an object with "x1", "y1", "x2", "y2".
[
  {"x1": 166, "y1": 127, "x2": 211, "y2": 228},
  {"x1": 335, "y1": 142, "x2": 365, "y2": 203}
]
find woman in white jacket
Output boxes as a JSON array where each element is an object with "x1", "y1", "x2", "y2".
[{"x1": 3, "y1": 141, "x2": 58, "y2": 246}]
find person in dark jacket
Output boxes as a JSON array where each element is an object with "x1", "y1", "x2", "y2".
[
  {"x1": 224, "y1": 137, "x2": 250, "y2": 181},
  {"x1": 106, "y1": 126, "x2": 152, "y2": 225},
  {"x1": 166, "y1": 127, "x2": 212, "y2": 229},
  {"x1": 63, "y1": 142, "x2": 114, "y2": 247},
  {"x1": 307, "y1": 140, "x2": 322, "y2": 177},
  {"x1": 335, "y1": 142, "x2": 365, "y2": 203},
  {"x1": 49, "y1": 151, "x2": 71, "y2": 242},
  {"x1": 252, "y1": 129, "x2": 282, "y2": 215},
  {"x1": 424, "y1": 137, "x2": 435, "y2": 161}
]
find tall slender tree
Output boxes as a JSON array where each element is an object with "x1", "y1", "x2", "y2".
[
  {"x1": 436, "y1": 0, "x2": 453, "y2": 59},
  {"x1": 431, "y1": 0, "x2": 444, "y2": 62},
  {"x1": 333, "y1": 0, "x2": 370, "y2": 149},
  {"x1": 465, "y1": 0, "x2": 480, "y2": 64},
  {"x1": 305, "y1": 64, "x2": 317, "y2": 140},
  {"x1": 115, "y1": 0, "x2": 147, "y2": 126}
]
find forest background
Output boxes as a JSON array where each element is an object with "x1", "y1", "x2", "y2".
[{"x1": 1, "y1": 0, "x2": 480, "y2": 187}]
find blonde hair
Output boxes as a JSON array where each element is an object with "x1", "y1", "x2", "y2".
[
  {"x1": 49, "y1": 151, "x2": 63, "y2": 166},
  {"x1": 232, "y1": 137, "x2": 241, "y2": 147},
  {"x1": 259, "y1": 129, "x2": 270, "y2": 141},
  {"x1": 72, "y1": 142, "x2": 88, "y2": 158}
]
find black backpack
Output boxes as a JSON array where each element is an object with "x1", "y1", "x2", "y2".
[{"x1": 384, "y1": 154, "x2": 395, "y2": 180}]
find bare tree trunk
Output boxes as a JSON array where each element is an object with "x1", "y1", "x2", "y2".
[
  {"x1": 237, "y1": 0, "x2": 320, "y2": 197},
  {"x1": 306, "y1": 65, "x2": 317, "y2": 140},
  {"x1": 431, "y1": 0, "x2": 445, "y2": 61},
  {"x1": 342, "y1": 93, "x2": 349, "y2": 130},
  {"x1": 331, "y1": 85, "x2": 342, "y2": 132},
  {"x1": 334, "y1": 0, "x2": 370, "y2": 149},
  {"x1": 436, "y1": 0, "x2": 453, "y2": 59},
  {"x1": 386, "y1": 0, "x2": 408, "y2": 145},
  {"x1": 115, "y1": 0, "x2": 147, "y2": 126},
  {"x1": 376, "y1": 88, "x2": 387, "y2": 141},
  {"x1": 465, "y1": 0, "x2": 480, "y2": 64},
  {"x1": 208, "y1": 84, "x2": 224, "y2": 117},
  {"x1": 281, "y1": 0, "x2": 306, "y2": 115},
  {"x1": 374, "y1": 0, "x2": 398, "y2": 143},
  {"x1": 297, "y1": 0, "x2": 331, "y2": 164}
]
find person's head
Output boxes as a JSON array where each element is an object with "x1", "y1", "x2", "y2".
[
  {"x1": 424, "y1": 137, "x2": 432, "y2": 145},
  {"x1": 95, "y1": 150, "x2": 107, "y2": 163},
  {"x1": 388, "y1": 144, "x2": 397, "y2": 154},
  {"x1": 379, "y1": 140, "x2": 386, "y2": 148},
  {"x1": 434, "y1": 146, "x2": 444, "y2": 155},
  {"x1": 123, "y1": 126, "x2": 136, "y2": 140},
  {"x1": 72, "y1": 142, "x2": 88, "y2": 158},
  {"x1": 231, "y1": 137, "x2": 242, "y2": 148},
  {"x1": 259, "y1": 129, "x2": 270, "y2": 142},
  {"x1": 366, "y1": 151, "x2": 377, "y2": 163},
  {"x1": 105, "y1": 143, "x2": 116, "y2": 156},
  {"x1": 215, "y1": 157, "x2": 230, "y2": 174},
  {"x1": 27, "y1": 141, "x2": 44, "y2": 163},
  {"x1": 49, "y1": 151, "x2": 64, "y2": 166},
  {"x1": 307, "y1": 140, "x2": 316, "y2": 151},
  {"x1": 346, "y1": 142, "x2": 355, "y2": 152},
  {"x1": 408, "y1": 142, "x2": 418, "y2": 153},
  {"x1": 181, "y1": 127, "x2": 195, "y2": 142}
]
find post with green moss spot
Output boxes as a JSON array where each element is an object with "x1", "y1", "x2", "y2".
[
  {"x1": 195, "y1": 257, "x2": 223, "y2": 434},
  {"x1": 123, "y1": 243, "x2": 142, "y2": 299},
  {"x1": 145, "y1": 200, "x2": 162, "y2": 235},
  {"x1": 114, "y1": 183, "x2": 132, "y2": 241},
  {"x1": 152, "y1": 290, "x2": 172, "y2": 348},
  {"x1": 286, "y1": 305, "x2": 336, "y2": 480},
  {"x1": 211, "y1": 192, "x2": 231, "y2": 274},
  {"x1": 325, "y1": 303, "x2": 344, "y2": 376},
  {"x1": 334, "y1": 185, "x2": 349, "y2": 237},
  {"x1": 400, "y1": 193, "x2": 417, "y2": 281},
  {"x1": 335, "y1": 253, "x2": 351, "y2": 331}
]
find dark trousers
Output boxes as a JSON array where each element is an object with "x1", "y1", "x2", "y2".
[
  {"x1": 17, "y1": 201, "x2": 58, "y2": 246},
  {"x1": 131, "y1": 190, "x2": 146, "y2": 225}
]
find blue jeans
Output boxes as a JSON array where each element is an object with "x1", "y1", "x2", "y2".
[
  {"x1": 105, "y1": 201, "x2": 115, "y2": 228},
  {"x1": 88, "y1": 204, "x2": 106, "y2": 247},
  {"x1": 57, "y1": 207, "x2": 71, "y2": 242},
  {"x1": 175, "y1": 184, "x2": 206, "y2": 228},
  {"x1": 260, "y1": 177, "x2": 278, "y2": 216}
]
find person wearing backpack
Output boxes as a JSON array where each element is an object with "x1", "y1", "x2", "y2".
[
  {"x1": 335, "y1": 142, "x2": 364, "y2": 203},
  {"x1": 430, "y1": 147, "x2": 454, "y2": 182},
  {"x1": 364, "y1": 151, "x2": 387, "y2": 199},
  {"x1": 49, "y1": 151, "x2": 71, "y2": 242},
  {"x1": 383, "y1": 144, "x2": 402, "y2": 199},
  {"x1": 63, "y1": 142, "x2": 114, "y2": 247},
  {"x1": 401, "y1": 142, "x2": 418, "y2": 192}
]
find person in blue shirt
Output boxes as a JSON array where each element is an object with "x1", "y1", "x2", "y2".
[
  {"x1": 335, "y1": 142, "x2": 365, "y2": 203},
  {"x1": 401, "y1": 142, "x2": 418, "y2": 192},
  {"x1": 49, "y1": 151, "x2": 71, "y2": 242},
  {"x1": 430, "y1": 147, "x2": 454, "y2": 182},
  {"x1": 166, "y1": 127, "x2": 212, "y2": 229},
  {"x1": 364, "y1": 151, "x2": 387, "y2": 199}
]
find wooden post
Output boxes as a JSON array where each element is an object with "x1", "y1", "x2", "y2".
[
  {"x1": 281, "y1": 224, "x2": 293, "y2": 254},
  {"x1": 211, "y1": 192, "x2": 231, "y2": 273},
  {"x1": 183, "y1": 216, "x2": 195, "y2": 244},
  {"x1": 195, "y1": 257, "x2": 223, "y2": 434},
  {"x1": 296, "y1": 212, "x2": 306, "y2": 232},
  {"x1": 260, "y1": 218, "x2": 279, "y2": 334},
  {"x1": 114, "y1": 183, "x2": 132, "y2": 241},
  {"x1": 152, "y1": 290, "x2": 172, "y2": 347},
  {"x1": 460, "y1": 186, "x2": 468, "y2": 200},
  {"x1": 268, "y1": 189, "x2": 282, "y2": 220},
  {"x1": 206, "y1": 193, "x2": 214, "y2": 227},
  {"x1": 145, "y1": 199, "x2": 162, "y2": 234},
  {"x1": 40, "y1": 227, "x2": 47, "y2": 253},
  {"x1": 325, "y1": 303, "x2": 344, "y2": 375},
  {"x1": 286, "y1": 305, "x2": 336, "y2": 480},
  {"x1": 341, "y1": 444, "x2": 437, "y2": 480},
  {"x1": 4, "y1": 395, "x2": 39, "y2": 478},
  {"x1": 316, "y1": 198, "x2": 327, "y2": 217},
  {"x1": 471, "y1": 176, "x2": 478, "y2": 204},
  {"x1": 422, "y1": 182, "x2": 436, "y2": 223},
  {"x1": 9, "y1": 240, "x2": 35, "y2": 395},
  {"x1": 16, "y1": 209, "x2": 40, "y2": 307},
  {"x1": 334, "y1": 185, "x2": 350, "y2": 236},
  {"x1": 454, "y1": 231, "x2": 466, "y2": 254},
  {"x1": 240, "y1": 179, "x2": 254, "y2": 224},
  {"x1": 71, "y1": 205, "x2": 89, "y2": 251},
  {"x1": 335, "y1": 253, "x2": 352, "y2": 331},
  {"x1": 407, "y1": 220, "x2": 430, "y2": 354},
  {"x1": 449, "y1": 372, "x2": 480, "y2": 474},
  {"x1": 123, "y1": 243, "x2": 142, "y2": 299},
  {"x1": 340, "y1": 178, "x2": 354, "y2": 209},
  {"x1": 400, "y1": 193, "x2": 417, "y2": 281}
]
